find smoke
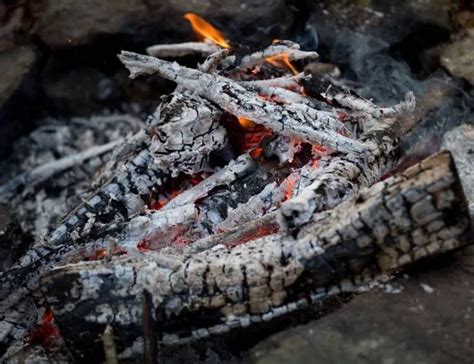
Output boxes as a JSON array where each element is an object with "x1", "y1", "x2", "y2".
[{"x1": 297, "y1": 22, "x2": 473, "y2": 152}]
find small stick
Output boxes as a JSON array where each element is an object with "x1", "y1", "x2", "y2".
[
  {"x1": 143, "y1": 290, "x2": 158, "y2": 364},
  {"x1": 239, "y1": 73, "x2": 305, "y2": 91},
  {"x1": 232, "y1": 44, "x2": 318, "y2": 71},
  {"x1": 102, "y1": 324, "x2": 118, "y2": 364},
  {"x1": 118, "y1": 51, "x2": 369, "y2": 155},
  {"x1": 146, "y1": 42, "x2": 220, "y2": 58},
  {"x1": 302, "y1": 75, "x2": 416, "y2": 118},
  {"x1": 0, "y1": 138, "x2": 123, "y2": 202},
  {"x1": 198, "y1": 48, "x2": 230, "y2": 73}
]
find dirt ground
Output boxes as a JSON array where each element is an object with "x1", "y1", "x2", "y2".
[{"x1": 249, "y1": 246, "x2": 474, "y2": 364}]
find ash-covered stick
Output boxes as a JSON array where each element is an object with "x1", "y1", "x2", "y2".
[
  {"x1": 39, "y1": 152, "x2": 472, "y2": 358},
  {"x1": 0, "y1": 138, "x2": 123, "y2": 203},
  {"x1": 198, "y1": 48, "x2": 230, "y2": 73},
  {"x1": 146, "y1": 41, "x2": 220, "y2": 58},
  {"x1": 231, "y1": 43, "x2": 318, "y2": 71},
  {"x1": 239, "y1": 73, "x2": 305, "y2": 90},
  {"x1": 164, "y1": 154, "x2": 256, "y2": 210},
  {"x1": 242, "y1": 83, "x2": 330, "y2": 111},
  {"x1": 302, "y1": 75, "x2": 416, "y2": 118},
  {"x1": 280, "y1": 83, "x2": 446, "y2": 228},
  {"x1": 118, "y1": 51, "x2": 370, "y2": 155}
]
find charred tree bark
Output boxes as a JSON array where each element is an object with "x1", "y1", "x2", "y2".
[
  {"x1": 280, "y1": 83, "x2": 448, "y2": 229},
  {"x1": 118, "y1": 51, "x2": 370, "y2": 155},
  {"x1": 0, "y1": 92, "x2": 227, "y2": 353},
  {"x1": 39, "y1": 151, "x2": 472, "y2": 361}
]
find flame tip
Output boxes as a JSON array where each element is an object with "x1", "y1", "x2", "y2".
[{"x1": 184, "y1": 12, "x2": 230, "y2": 49}]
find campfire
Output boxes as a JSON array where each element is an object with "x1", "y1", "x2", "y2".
[{"x1": 0, "y1": 12, "x2": 472, "y2": 363}]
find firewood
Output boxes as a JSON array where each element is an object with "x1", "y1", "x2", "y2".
[
  {"x1": 280, "y1": 83, "x2": 447, "y2": 228},
  {"x1": 0, "y1": 139, "x2": 123, "y2": 203},
  {"x1": 302, "y1": 75, "x2": 416, "y2": 119},
  {"x1": 39, "y1": 151, "x2": 472, "y2": 360},
  {"x1": 0, "y1": 92, "x2": 228, "y2": 350},
  {"x1": 146, "y1": 41, "x2": 221, "y2": 58},
  {"x1": 231, "y1": 43, "x2": 319, "y2": 71},
  {"x1": 118, "y1": 51, "x2": 369, "y2": 154},
  {"x1": 198, "y1": 49, "x2": 230, "y2": 73},
  {"x1": 239, "y1": 73, "x2": 304, "y2": 90},
  {"x1": 164, "y1": 154, "x2": 256, "y2": 210}
]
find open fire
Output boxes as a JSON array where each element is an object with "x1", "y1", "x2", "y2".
[{"x1": 0, "y1": 11, "x2": 472, "y2": 363}]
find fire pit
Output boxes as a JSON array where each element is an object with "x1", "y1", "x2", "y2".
[{"x1": 0, "y1": 5, "x2": 473, "y2": 363}]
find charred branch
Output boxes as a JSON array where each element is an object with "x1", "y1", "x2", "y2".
[
  {"x1": 146, "y1": 42, "x2": 221, "y2": 58},
  {"x1": 39, "y1": 152, "x2": 472, "y2": 359},
  {"x1": 118, "y1": 51, "x2": 370, "y2": 154},
  {"x1": 302, "y1": 75, "x2": 416, "y2": 119},
  {"x1": 280, "y1": 84, "x2": 446, "y2": 228}
]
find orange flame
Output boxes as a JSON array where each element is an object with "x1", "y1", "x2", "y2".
[
  {"x1": 265, "y1": 53, "x2": 298, "y2": 75},
  {"x1": 237, "y1": 116, "x2": 254, "y2": 129},
  {"x1": 184, "y1": 13, "x2": 230, "y2": 48}
]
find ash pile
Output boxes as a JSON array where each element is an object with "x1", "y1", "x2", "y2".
[{"x1": 0, "y1": 13, "x2": 472, "y2": 364}]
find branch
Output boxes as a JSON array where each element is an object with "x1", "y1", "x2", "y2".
[{"x1": 118, "y1": 51, "x2": 370, "y2": 155}]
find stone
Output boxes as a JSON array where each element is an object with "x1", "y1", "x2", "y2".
[
  {"x1": 32, "y1": 0, "x2": 293, "y2": 48},
  {"x1": 440, "y1": 29, "x2": 474, "y2": 85},
  {"x1": 249, "y1": 253, "x2": 474, "y2": 364},
  {"x1": 441, "y1": 123, "x2": 474, "y2": 214},
  {"x1": 42, "y1": 66, "x2": 114, "y2": 115},
  {"x1": 0, "y1": 45, "x2": 36, "y2": 105}
]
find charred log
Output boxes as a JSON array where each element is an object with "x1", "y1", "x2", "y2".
[
  {"x1": 39, "y1": 151, "x2": 472, "y2": 360},
  {"x1": 280, "y1": 83, "x2": 447, "y2": 229}
]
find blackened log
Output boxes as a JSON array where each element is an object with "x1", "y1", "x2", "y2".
[{"x1": 39, "y1": 151, "x2": 472, "y2": 360}]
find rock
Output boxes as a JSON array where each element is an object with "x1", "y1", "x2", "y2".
[
  {"x1": 32, "y1": 0, "x2": 293, "y2": 48},
  {"x1": 440, "y1": 29, "x2": 474, "y2": 85},
  {"x1": 42, "y1": 66, "x2": 115, "y2": 115},
  {"x1": 0, "y1": 1, "x2": 39, "y2": 52},
  {"x1": 0, "y1": 45, "x2": 36, "y2": 105},
  {"x1": 312, "y1": 0, "x2": 455, "y2": 41},
  {"x1": 441, "y1": 123, "x2": 474, "y2": 215},
  {"x1": 249, "y1": 255, "x2": 474, "y2": 364}
]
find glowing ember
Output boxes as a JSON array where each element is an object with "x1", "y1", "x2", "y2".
[
  {"x1": 137, "y1": 239, "x2": 151, "y2": 252},
  {"x1": 249, "y1": 146, "x2": 263, "y2": 159},
  {"x1": 265, "y1": 53, "x2": 298, "y2": 75},
  {"x1": 237, "y1": 116, "x2": 254, "y2": 129},
  {"x1": 282, "y1": 172, "x2": 300, "y2": 201},
  {"x1": 28, "y1": 309, "x2": 61, "y2": 350},
  {"x1": 240, "y1": 125, "x2": 272, "y2": 153},
  {"x1": 184, "y1": 13, "x2": 230, "y2": 48},
  {"x1": 312, "y1": 144, "x2": 330, "y2": 156}
]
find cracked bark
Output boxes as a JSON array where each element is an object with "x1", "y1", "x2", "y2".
[
  {"x1": 0, "y1": 92, "x2": 227, "y2": 353},
  {"x1": 118, "y1": 51, "x2": 369, "y2": 155},
  {"x1": 38, "y1": 151, "x2": 472, "y2": 360},
  {"x1": 280, "y1": 83, "x2": 448, "y2": 228}
]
